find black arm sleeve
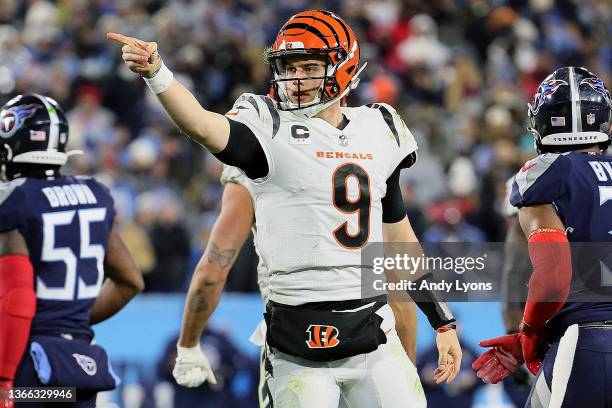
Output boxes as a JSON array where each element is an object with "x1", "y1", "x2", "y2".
[
  {"x1": 382, "y1": 152, "x2": 416, "y2": 223},
  {"x1": 411, "y1": 275, "x2": 456, "y2": 329},
  {"x1": 212, "y1": 119, "x2": 269, "y2": 180}
]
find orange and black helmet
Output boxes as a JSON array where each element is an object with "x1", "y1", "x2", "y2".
[{"x1": 267, "y1": 10, "x2": 364, "y2": 115}]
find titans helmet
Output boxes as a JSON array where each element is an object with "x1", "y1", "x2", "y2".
[
  {"x1": 0, "y1": 94, "x2": 79, "y2": 177},
  {"x1": 528, "y1": 67, "x2": 612, "y2": 153}
]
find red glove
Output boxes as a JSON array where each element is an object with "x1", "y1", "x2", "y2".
[
  {"x1": 472, "y1": 334, "x2": 523, "y2": 384},
  {"x1": 0, "y1": 380, "x2": 13, "y2": 408},
  {"x1": 519, "y1": 321, "x2": 549, "y2": 375},
  {"x1": 473, "y1": 326, "x2": 549, "y2": 383}
]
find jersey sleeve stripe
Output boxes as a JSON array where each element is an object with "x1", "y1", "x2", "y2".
[
  {"x1": 259, "y1": 96, "x2": 281, "y2": 138},
  {"x1": 366, "y1": 103, "x2": 400, "y2": 147},
  {"x1": 246, "y1": 95, "x2": 260, "y2": 117}
]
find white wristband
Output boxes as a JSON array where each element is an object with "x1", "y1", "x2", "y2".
[
  {"x1": 144, "y1": 60, "x2": 174, "y2": 94},
  {"x1": 176, "y1": 344, "x2": 202, "y2": 358}
]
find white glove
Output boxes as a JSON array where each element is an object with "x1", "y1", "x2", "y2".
[{"x1": 172, "y1": 345, "x2": 217, "y2": 387}]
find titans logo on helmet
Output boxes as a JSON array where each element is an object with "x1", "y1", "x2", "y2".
[
  {"x1": 581, "y1": 77, "x2": 612, "y2": 106},
  {"x1": 529, "y1": 79, "x2": 568, "y2": 116},
  {"x1": 0, "y1": 104, "x2": 40, "y2": 139}
]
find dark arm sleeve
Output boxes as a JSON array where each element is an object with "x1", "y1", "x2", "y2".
[
  {"x1": 382, "y1": 152, "x2": 416, "y2": 223},
  {"x1": 212, "y1": 119, "x2": 269, "y2": 180}
]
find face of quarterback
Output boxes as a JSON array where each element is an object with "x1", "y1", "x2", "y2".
[{"x1": 281, "y1": 55, "x2": 327, "y2": 104}]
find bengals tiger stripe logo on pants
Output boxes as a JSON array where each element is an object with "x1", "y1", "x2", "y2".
[{"x1": 306, "y1": 324, "x2": 340, "y2": 348}]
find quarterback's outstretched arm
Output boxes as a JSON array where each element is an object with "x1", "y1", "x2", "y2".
[
  {"x1": 89, "y1": 224, "x2": 145, "y2": 324},
  {"x1": 107, "y1": 33, "x2": 229, "y2": 153},
  {"x1": 153, "y1": 79, "x2": 230, "y2": 153}
]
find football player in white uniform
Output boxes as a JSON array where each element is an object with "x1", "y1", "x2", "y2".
[
  {"x1": 174, "y1": 164, "x2": 419, "y2": 408},
  {"x1": 109, "y1": 9, "x2": 462, "y2": 407}
]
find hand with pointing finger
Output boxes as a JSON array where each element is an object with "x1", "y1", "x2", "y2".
[{"x1": 106, "y1": 32, "x2": 161, "y2": 78}]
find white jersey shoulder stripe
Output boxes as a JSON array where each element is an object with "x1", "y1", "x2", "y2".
[
  {"x1": 0, "y1": 178, "x2": 27, "y2": 206},
  {"x1": 515, "y1": 153, "x2": 563, "y2": 196}
]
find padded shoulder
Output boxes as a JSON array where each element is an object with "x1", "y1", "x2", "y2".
[{"x1": 510, "y1": 153, "x2": 570, "y2": 207}]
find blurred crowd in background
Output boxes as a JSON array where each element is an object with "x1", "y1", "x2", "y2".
[{"x1": 1, "y1": 0, "x2": 610, "y2": 294}]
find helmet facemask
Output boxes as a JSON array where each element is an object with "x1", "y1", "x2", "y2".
[{"x1": 267, "y1": 40, "x2": 364, "y2": 119}]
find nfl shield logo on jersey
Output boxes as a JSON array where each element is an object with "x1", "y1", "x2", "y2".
[
  {"x1": 586, "y1": 113, "x2": 596, "y2": 125},
  {"x1": 72, "y1": 353, "x2": 98, "y2": 376},
  {"x1": 338, "y1": 134, "x2": 349, "y2": 147}
]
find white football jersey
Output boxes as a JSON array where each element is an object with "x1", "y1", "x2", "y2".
[
  {"x1": 226, "y1": 93, "x2": 417, "y2": 305},
  {"x1": 220, "y1": 165, "x2": 269, "y2": 306}
]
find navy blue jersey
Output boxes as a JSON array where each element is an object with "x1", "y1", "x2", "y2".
[
  {"x1": 511, "y1": 151, "x2": 612, "y2": 330},
  {"x1": 0, "y1": 175, "x2": 116, "y2": 338}
]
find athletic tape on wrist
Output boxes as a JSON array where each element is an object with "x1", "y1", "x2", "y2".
[{"x1": 144, "y1": 61, "x2": 173, "y2": 94}]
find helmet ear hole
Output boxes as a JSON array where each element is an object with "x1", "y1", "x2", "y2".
[{"x1": 325, "y1": 78, "x2": 340, "y2": 97}]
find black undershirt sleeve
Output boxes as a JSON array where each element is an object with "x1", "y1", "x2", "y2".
[
  {"x1": 382, "y1": 152, "x2": 416, "y2": 223},
  {"x1": 212, "y1": 119, "x2": 269, "y2": 180}
]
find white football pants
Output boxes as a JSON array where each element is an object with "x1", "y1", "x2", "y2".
[{"x1": 262, "y1": 304, "x2": 427, "y2": 408}]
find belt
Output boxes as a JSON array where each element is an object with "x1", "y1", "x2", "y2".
[
  {"x1": 579, "y1": 320, "x2": 612, "y2": 328},
  {"x1": 30, "y1": 331, "x2": 93, "y2": 342}
]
